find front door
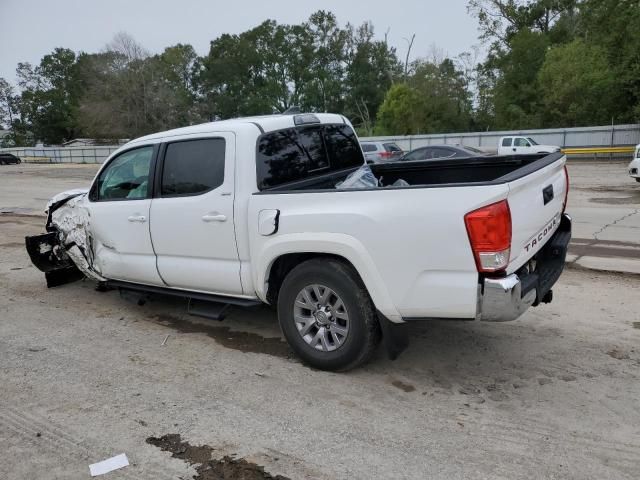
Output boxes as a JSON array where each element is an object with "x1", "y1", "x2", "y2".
[
  {"x1": 149, "y1": 133, "x2": 242, "y2": 295},
  {"x1": 87, "y1": 144, "x2": 164, "y2": 285},
  {"x1": 513, "y1": 137, "x2": 532, "y2": 154}
]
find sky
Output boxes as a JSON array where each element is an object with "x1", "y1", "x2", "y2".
[{"x1": 0, "y1": 0, "x2": 482, "y2": 83}]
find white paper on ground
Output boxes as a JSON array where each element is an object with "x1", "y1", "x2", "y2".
[{"x1": 89, "y1": 453, "x2": 129, "y2": 476}]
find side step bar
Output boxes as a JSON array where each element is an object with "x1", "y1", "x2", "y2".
[{"x1": 104, "y1": 280, "x2": 262, "y2": 321}]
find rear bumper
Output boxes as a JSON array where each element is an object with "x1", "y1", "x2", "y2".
[{"x1": 478, "y1": 213, "x2": 572, "y2": 322}]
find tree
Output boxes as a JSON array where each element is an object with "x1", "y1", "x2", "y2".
[
  {"x1": 344, "y1": 22, "x2": 402, "y2": 135},
  {"x1": 375, "y1": 58, "x2": 473, "y2": 135},
  {"x1": 13, "y1": 48, "x2": 83, "y2": 144},
  {"x1": 0, "y1": 78, "x2": 17, "y2": 128},
  {"x1": 375, "y1": 83, "x2": 423, "y2": 135},
  {"x1": 538, "y1": 39, "x2": 617, "y2": 126},
  {"x1": 78, "y1": 33, "x2": 196, "y2": 139}
]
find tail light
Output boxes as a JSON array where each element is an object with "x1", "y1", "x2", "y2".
[
  {"x1": 562, "y1": 165, "x2": 570, "y2": 213},
  {"x1": 465, "y1": 200, "x2": 512, "y2": 273},
  {"x1": 379, "y1": 151, "x2": 393, "y2": 159}
]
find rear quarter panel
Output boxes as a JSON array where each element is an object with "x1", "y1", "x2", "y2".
[{"x1": 248, "y1": 184, "x2": 509, "y2": 321}]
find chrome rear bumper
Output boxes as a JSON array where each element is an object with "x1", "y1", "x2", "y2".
[{"x1": 478, "y1": 214, "x2": 571, "y2": 322}]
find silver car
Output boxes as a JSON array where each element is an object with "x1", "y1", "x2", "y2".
[{"x1": 360, "y1": 141, "x2": 404, "y2": 163}]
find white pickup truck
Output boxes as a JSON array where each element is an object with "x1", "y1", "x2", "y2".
[
  {"x1": 26, "y1": 113, "x2": 571, "y2": 371},
  {"x1": 498, "y1": 136, "x2": 561, "y2": 156}
]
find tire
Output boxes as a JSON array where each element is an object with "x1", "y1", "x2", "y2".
[{"x1": 277, "y1": 258, "x2": 381, "y2": 371}]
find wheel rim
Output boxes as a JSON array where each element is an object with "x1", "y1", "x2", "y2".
[{"x1": 293, "y1": 284, "x2": 350, "y2": 352}]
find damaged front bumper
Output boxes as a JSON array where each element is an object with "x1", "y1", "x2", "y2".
[
  {"x1": 25, "y1": 188, "x2": 105, "y2": 288},
  {"x1": 25, "y1": 232, "x2": 85, "y2": 287}
]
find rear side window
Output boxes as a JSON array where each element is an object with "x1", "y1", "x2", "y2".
[
  {"x1": 256, "y1": 124, "x2": 364, "y2": 190},
  {"x1": 161, "y1": 138, "x2": 225, "y2": 196},
  {"x1": 502, "y1": 138, "x2": 512, "y2": 147},
  {"x1": 384, "y1": 143, "x2": 401, "y2": 152},
  {"x1": 361, "y1": 143, "x2": 377, "y2": 152}
]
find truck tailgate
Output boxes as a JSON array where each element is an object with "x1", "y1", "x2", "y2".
[{"x1": 506, "y1": 155, "x2": 568, "y2": 273}]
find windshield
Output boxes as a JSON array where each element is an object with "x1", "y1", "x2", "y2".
[
  {"x1": 636, "y1": 146, "x2": 640, "y2": 158},
  {"x1": 527, "y1": 137, "x2": 539, "y2": 146}
]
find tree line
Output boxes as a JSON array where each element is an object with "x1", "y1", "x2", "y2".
[{"x1": 0, "y1": 2, "x2": 638, "y2": 147}]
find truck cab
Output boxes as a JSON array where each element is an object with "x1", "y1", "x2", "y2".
[{"x1": 498, "y1": 136, "x2": 561, "y2": 156}]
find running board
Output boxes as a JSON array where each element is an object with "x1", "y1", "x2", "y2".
[{"x1": 106, "y1": 280, "x2": 261, "y2": 321}]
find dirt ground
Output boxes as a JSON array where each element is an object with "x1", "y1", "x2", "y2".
[{"x1": 1, "y1": 161, "x2": 639, "y2": 479}]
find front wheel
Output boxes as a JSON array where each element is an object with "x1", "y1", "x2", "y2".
[{"x1": 277, "y1": 259, "x2": 381, "y2": 371}]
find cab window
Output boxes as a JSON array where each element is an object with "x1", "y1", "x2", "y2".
[
  {"x1": 94, "y1": 146, "x2": 153, "y2": 201},
  {"x1": 515, "y1": 138, "x2": 531, "y2": 147},
  {"x1": 501, "y1": 138, "x2": 512, "y2": 147}
]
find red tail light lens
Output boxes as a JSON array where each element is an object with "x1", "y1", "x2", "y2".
[
  {"x1": 562, "y1": 165, "x2": 570, "y2": 213},
  {"x1": 379, "y1": 151, "x2": 393, "y2": 159},
  {"x1": 465, "y1": 200, "x2": 512, "y2": 273}
]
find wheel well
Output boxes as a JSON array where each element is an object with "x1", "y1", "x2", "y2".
[{"x1": 265, "y1": 253, "x2": 363, "y2": 305}]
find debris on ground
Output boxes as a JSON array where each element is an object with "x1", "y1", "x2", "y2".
[
  {"x1": 147, "y1": 434, "x2": 290, "y2": 480},
  {"x1": 89, "y1": 453, "x2": 129, "y2": 477}
]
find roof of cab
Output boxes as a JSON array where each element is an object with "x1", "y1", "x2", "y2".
[{"x1": 127, "y1": 113, "x2": 347, "y2": 146}]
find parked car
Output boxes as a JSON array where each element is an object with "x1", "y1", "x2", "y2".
[
  {"x1": 26, "y1": 113, "x2": 571, "y2": 371},
  {"x1": 400, "y1": 145, "x2": 489, "y2": 162},
  {"x1": 0, "y1": 153, "x2": 21, "y2": 164},
  {"x1": 360, "y1": 141, "x2": 404, "y2": 163},
  {"x1": 498, "y1": 136, "x2": 561, "y2": 156},
  {"x1": 629, "y1": 144, "x2": 640, "y2": 183}
]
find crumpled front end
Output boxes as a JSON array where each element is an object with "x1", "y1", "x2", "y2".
[{"x1": 25, "y1": 189, "x2": 106, "y2": 287}]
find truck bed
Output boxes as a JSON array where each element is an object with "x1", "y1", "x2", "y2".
[{"x1": 263, "y1": 153, "x2": 562, "y2": 192}]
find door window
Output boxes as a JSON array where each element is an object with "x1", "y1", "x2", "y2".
[
  {"x1": 161, "y1": 138, "x2": 225, "y2": 196},
  {"x1": 94, "y1": 146, "x2": 153, "y2": 201},
  {"x1": 361, "y1": 143, "x2": 377, "y2": 152},
  {"x1": 403, "y1": 148, "x2": 429, "y2": 161},
  {"x1": 514, "y1": 138, "x2": 531, "y2": 147}
]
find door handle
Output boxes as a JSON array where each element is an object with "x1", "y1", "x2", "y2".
[
  {"x1": 127, "y1": 215, "x2": 147, "y2": 223},
  {"x1": 202, "y1": 214, "x2": 227, "y2": 223}
]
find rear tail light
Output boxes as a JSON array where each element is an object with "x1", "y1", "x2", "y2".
[
  {"x1": 465, "y1": 200, "x2": 512, "y2": 273},
  {"x1": 379, "y1": 151, "x2": 393, "y2": 159},
  {"x1": 562, "y1": 165, "x2": 570, "y2": 213}
]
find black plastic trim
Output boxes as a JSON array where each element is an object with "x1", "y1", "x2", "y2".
[{"x1": 105, "y1": 280, "x2": 261, "y2": 307}]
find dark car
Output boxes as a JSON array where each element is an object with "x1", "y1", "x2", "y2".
[
  {"x1": 400, "y1": 145, "x2": 488, "y2": 162},
  {"x1": 0, "y1": 153, "x2": 21, "y2": 165}
]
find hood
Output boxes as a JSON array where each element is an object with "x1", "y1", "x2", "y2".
[{"x1": 45, "y1": 188, "x2": 89, "y2": 216}]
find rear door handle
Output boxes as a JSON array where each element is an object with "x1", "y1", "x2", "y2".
[
  {"x1": 127, "y1": 215, "x2": 147, "y2": 223},
  {"x1": 202, "y1": 214, "x2": 227, "y2": 223}
]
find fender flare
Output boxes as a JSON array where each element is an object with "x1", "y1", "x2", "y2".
[{"x1": 253, "y1": 232, "x2": 402, "y2": 322}]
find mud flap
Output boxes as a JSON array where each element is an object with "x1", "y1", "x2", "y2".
[{"x1": 376, "y1": 311, "x2": 409, "y2": 360}]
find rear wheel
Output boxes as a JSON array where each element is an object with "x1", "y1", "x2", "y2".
[{"x1": 277, "y1": 258, "x2": 381, "y2": 371}]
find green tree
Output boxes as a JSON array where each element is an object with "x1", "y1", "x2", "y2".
[
  {"x1": 375, "y1": 83, "x2": 423, "y2": 135},
  {"x1": 14, "y1": 48, "x2": 83, "y2": 144},
  {"x1": 375, "y1": 58, "x2": 473, "y2": 135},
  {"x1": 538, "y1": 39, "x2": 617, "y2": 126},
  {"x1": 577, "y1": 0, "x2": 640, "y2": 121},
  {"x1": 344, "y1": 22, "x2": 402, "y2": 135}
]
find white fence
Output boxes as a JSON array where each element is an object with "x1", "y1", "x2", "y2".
[
  {"x1": 1, "y1": 123, "x2": 639, "y2": 163},
  {"x1": 0, "y1": 145, "x2": 120, "y2": 164},
  {"x1": 361, "y1": 123, "x2": 640, "y2": 155}
]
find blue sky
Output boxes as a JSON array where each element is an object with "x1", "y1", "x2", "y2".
[{"x1": 0, "y1": 0, "x2": 481, "y2": 82}]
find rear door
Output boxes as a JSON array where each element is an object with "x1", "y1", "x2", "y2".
[
  {"x1": 506, "y1": 156, "x2": 568, "y2": 273},
  {"x1": 149, "y1": 133, "x2": 242, "y2": 295}
]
